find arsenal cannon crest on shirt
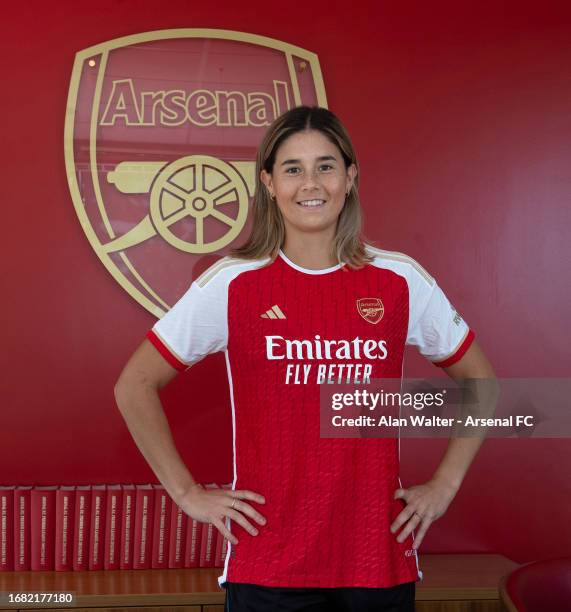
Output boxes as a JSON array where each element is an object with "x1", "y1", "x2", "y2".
[
  {"x1": 64, "y1": 29, "x2": 328, "y2": 317},
  {"x1": 356, "y1": 298, "x2": 385, "y2": 324}
]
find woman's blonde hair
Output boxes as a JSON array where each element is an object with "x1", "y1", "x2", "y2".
[{"x1": 230, "y1": 105, "x2": 373, "y2": 269}]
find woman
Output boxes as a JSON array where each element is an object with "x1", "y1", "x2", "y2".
[{"x1": 115, "y1": 106, "x2": 495, "y2": 611}]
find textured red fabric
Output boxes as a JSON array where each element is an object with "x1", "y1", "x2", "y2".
[{"x1": 223, "y1": 255, "x2": 419, "y2": 588}]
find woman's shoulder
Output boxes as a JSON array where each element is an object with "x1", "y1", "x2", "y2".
[
  {"x1": 363, "y1": 243, "x2": 435, "y2": 287},
  {"x1": 194, "y1": 254, "x2": 272, "y2": 289}
]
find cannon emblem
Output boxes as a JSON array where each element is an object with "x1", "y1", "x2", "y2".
[{"x1": 104, "y1": 156, "x2": 255, "y2": 254}]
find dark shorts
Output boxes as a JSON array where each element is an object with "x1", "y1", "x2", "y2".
[{"x1": 224, "y1": 580, "x2": 415, "y2": 611}]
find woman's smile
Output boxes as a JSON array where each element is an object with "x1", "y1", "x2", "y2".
[{"x1": 297, "y1": 198, "x2": 326, "y2": 208}]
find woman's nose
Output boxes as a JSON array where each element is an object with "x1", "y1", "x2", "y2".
[{"x1": 301, "y1": 170, "x2": 320, "y2": 189}]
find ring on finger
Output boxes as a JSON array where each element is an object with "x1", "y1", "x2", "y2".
[
  {"x1": 231, "y1": 498, "x2": 237, "y2": 510},
  {"x1": 413, "y1": 511, "x2": 423, "y2": 520}
]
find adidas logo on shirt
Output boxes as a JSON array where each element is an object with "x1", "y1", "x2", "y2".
[{"x1": 261, "y1": 305, "x2": 286, "y2": 319}]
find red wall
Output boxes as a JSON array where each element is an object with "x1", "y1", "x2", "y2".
[{"x1": 2, "y1": 1, "x2": 570, "y2": 565}]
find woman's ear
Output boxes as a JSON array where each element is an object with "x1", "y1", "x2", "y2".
[
  {"x1": 260, "y1": 169, "x2": 274, "y2": 197},
  {"x1": 346, "y1": 163, "x2": 357, "y2": 194}
]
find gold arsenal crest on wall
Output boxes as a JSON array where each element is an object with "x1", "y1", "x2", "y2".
[
  {"x1": 64, "y1": 29, "x2": 328, "y2": 318},
  {"x1": 357, "y1": 298, "x2": 384, "y2": 324}
]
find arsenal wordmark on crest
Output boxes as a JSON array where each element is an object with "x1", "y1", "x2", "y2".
[
  {"x1": 64, "y1": 29, "x2": 328, "y2": 317},
  {"x1": 357, "y1": 298, "x2": 385, "y2": 325}
]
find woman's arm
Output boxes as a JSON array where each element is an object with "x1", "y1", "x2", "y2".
[
  {"x1": 114, "y1": 339, "x2": 266, "y2": 545},
  {"x1": 390, "y1": 340, "x2": 498, "y2": 550}
]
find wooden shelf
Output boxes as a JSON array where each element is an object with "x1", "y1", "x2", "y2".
[
  {"x1": 0, "y1": 554, "x2": 518, "y2": 611},
  {"x1": 0, "y1": 569, "x2": 222, "y2": 607},
  {"x1": 416, "y1": 554, "x2": 518, "y2": 600}
]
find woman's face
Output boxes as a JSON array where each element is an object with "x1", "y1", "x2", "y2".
[{"x1": 261, "y1": 129, "x2": 357, "y2": 240}]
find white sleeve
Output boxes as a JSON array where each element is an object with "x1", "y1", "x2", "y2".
[
  {"x1": 147, "y1": 279, "x2": 228, "y2": 371},
  {"x1": 406, "y1": 270, "x2": 474, "y2": 366}
]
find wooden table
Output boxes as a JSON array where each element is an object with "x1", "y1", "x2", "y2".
[{"x1": 0, "y1": 554, "x2": 518, "y2": 612}]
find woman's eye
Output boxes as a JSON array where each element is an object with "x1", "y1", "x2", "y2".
[
  {"x1": 285, "y1": 167, "x2": 300, "y2": 174},
  {"x1": 319, "y1": 164, "x2": 333, "y2": 171}
]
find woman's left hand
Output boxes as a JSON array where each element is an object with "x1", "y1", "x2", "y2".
[{"x1": 390, "y1": 478, "x2": 459, "y2": 550}]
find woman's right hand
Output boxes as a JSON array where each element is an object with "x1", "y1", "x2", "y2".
[{"x1": 175, "y1": 484, "x2": 267, "y2": 545}]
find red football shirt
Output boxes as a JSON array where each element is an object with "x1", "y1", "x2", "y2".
[{"x1": 147, "y1": 246, "x2": 474, "y2": 588}]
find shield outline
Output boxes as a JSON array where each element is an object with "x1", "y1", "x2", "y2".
[
  {"x1": 64, "y1": 29, "x2": 328, "y2": 318},
  {"x1": 356, "y1": 298, "x2": 385, "y2": 325}
]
